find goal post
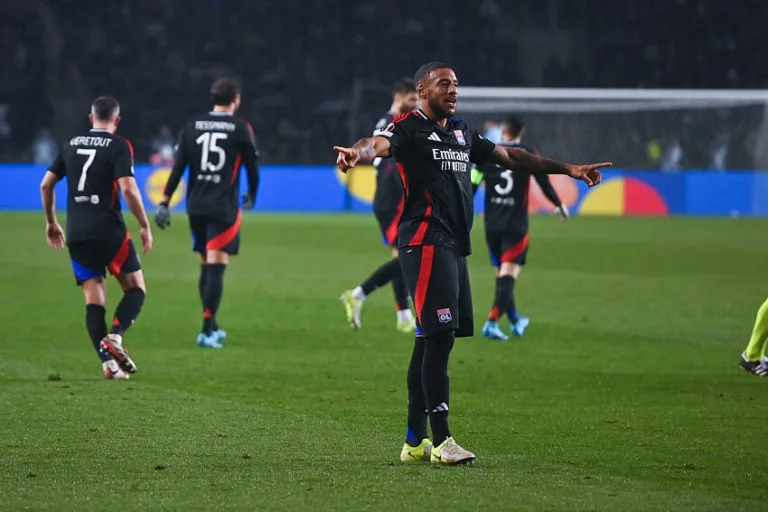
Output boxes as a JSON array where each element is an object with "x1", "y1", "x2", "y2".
[{"x1": 458, "y1": 87, "x2": 768, "y2": 170}]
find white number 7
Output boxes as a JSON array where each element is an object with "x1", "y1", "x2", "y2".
[{"x1": 76, "y1": 149, "x2": 97, "y2": 192}]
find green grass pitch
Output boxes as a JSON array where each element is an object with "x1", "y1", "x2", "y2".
[{"x1": 1, "y1": 212, "x2": 767, "y2": 511}]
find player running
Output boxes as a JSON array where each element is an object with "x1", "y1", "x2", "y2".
[
  {"x1": 334, "y1": 62, "x2": 610, "y2": 465},
  {"x1": 154, "y1": 77, "x2": 260, "y2": 349},
  {"x1": 740, "y1": 297, "x2": 768, "y2": 376},
  {"x1": 471, "y1": 116, "x2": 569, "y2": 341},
  {"x1": 340, "y1": 78, "x2": 419, "y2": 333},
  {"x1": 40, "y1": 96, "x2": 152, "y2": 380}
]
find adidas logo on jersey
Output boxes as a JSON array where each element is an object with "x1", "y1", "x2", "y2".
[{"x1": 428, "y1": 132, "x2": 441, "y2": 142}]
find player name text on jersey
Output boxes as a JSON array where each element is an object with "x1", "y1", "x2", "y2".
[
  {"x1": 195, "y1": 121, "x2": 236, "y2": 132},
  {"x1": 69, "y1": 136, "x2": 113, "y2": 147}
]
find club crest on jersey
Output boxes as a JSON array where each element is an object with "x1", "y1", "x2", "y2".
[
  {"x1": 437, "y1": 308, "x2": 452, "y2": 323},
  {"x1": 454, "y1": 130, "x2": 466, "y2": 145}
]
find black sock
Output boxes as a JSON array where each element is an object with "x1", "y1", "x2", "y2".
[
  {"x1": 392, "y1": 269, "x2": 411, "y2": 311},
  {"x1": 505, "y1": 276, "x2": 518, "y2": 322},
  {"x1": 202, "y1": 263, "x2": 226, "y2": 335},
  {"x1": 86, "y1": 304, "x2": 110, "y2": 362},
  {"x1": 489, "y1": 275, "x2": 514, "y2": 321},
  {"x1": 110, "y1": 288, "x2": 146, "y2": 336},
  {"x1": 422, "y1": 330, "x2": 455, "y2": 446},
  {"x1": 360, "y1": 259, "x2": 400, "y2": 296},
  {"x1": 405, "y1": 337, "x2": 428, "y2": 447},
  {"x1": 199, "y1": 265, "x2": 219, "y2": 331}
]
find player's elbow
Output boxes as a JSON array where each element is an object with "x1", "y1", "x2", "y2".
[{"x1": 40, "y1": 175, "x2": 55, "y2": 194}]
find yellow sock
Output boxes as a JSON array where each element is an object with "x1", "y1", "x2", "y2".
[{"x1": 744, "y1": 297, "x2": 768, "y2": 361}]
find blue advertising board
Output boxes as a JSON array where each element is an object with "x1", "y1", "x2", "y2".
[{"x1": 1, "y1": 163, "x2": 766, "y2": 216}]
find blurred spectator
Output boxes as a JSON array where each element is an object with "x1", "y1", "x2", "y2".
[
  {"x1": 0, "y1": 0, "x2": 765, "y2": 167},
  {"x1": 660, "y1": 139, "x2": 683, "y2": 171},
  {"x1": 149, "y1": 126, "x2": 176, "y2": 166},
  {"x1": 483, "y1": 121, "x2": 502, "y2": 144},
  {"x1": 710, "y1": 134, "x2": 730, "y2": 171},
  {"x1": 32, "y1": 129, "x2": 57, "y2": 165}
]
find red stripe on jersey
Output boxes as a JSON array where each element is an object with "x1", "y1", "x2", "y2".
[
  {"x1": 392, "y1": 112, "x2": 412, "y2": 124},
  {"x1": 107, "y1": 232, "x2": 132, "y2": 276},
  {"x1": 122, "y1": 138, "x2": 135, "y2": 158},
  {"x1": 501, "y1": 234, "x2": 529, "y2": 263},
  {"x1": 409, "y1": 190, "x2": 433, "y2": 246},
  {"x1": 384, "y1": 195, "x2": 405, "y2": 245},
  {"x1": 396, "y1": 162, "x2": 408, "y2": 198},
  {"x1": 246, "y1": 122, "x2": 255, "y2": 140},
  {"x1": 232, "y1": 153, "x2": 242, "y2": 184},
  {"x1": 206, "y1": 210, "x2": 242, "y2": 251},
  {"x1": 112, "y1": 180, "x2": 118, "y2": 205},
  {"x1": 414, "y1": 245, "x2": 435, "y2": 324}
]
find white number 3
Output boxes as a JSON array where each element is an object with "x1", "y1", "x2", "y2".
[{"x1": 494, "y1": 169, "x2": 514, "y2": 196}]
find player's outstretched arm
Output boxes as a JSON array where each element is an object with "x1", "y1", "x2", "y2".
[
  {"x1": 118, "y1": 177, "x2": 153, "y2": 254},
  {"x1": 40, "y1": 170, "x2": 65, "y2": 250},
  {"x1": 333, "y1": 136, "x2": 392, "y2": 173},
  {"x1": 486, "y1": 145, "x2": 611, "y2": 187}
]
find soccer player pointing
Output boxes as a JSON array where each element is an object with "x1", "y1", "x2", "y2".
[{"x1": 334, "y1": 62, "x2": 610, "y2": 465}]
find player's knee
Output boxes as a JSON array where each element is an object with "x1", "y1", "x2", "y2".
[
  {"x1": 498, "y1": 262, "x2": 520, "y2": 278},
  {"x1": 206, "y1": 250, "x2": 230, "y2": 265},
  {"x1": 82, "y1": 278, "x2": 106, "y2": 305},
  {"x1": 121, "y1": 270, "x2": 146, "y2": 293}
]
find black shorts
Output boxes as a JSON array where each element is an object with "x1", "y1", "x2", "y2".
[
  {"x1": 68, "y1": 232, "x2": 141, "y2": 286},
  {"x1": 375, "y1": 209, "x2": 402, "y2": 247},
  {"x1": 486, "y1": 231, "x2": 529, "y2": 267},
  {"x1": 189, "y1": 211, "x2": 242, "y2": 255},
  {"x1": 399, "y1": 244, "x2": 473, "y2": 338}
]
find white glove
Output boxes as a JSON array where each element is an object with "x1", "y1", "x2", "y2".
[{"x1": 554, "y1": 204, "x2": 570, "y2": 222}]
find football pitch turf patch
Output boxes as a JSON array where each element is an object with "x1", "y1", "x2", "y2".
[{"x1": 0, "y1": 213, "x2": 767, "y2": 511}]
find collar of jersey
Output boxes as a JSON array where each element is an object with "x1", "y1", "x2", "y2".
[
  {"x1": 208, "y1": 111, "x2": 232, "y2": 116},
  {"x1": 89, "y1": 129, "x2": 111, "y2": 133},
  {"x1": 417, "y1": 109, "x2": 454, "y2": 131}
]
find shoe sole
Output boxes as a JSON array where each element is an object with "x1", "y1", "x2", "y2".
[
  {"x1": 482, "y1": 331, "x2": 508, "y2": 341},
  {"x1": 100, "y1": 341, "x2": 137, "y2": 374},
  {"x1": 197, "y1": 339, "x2": 223, "y2": 349},
  {"x1": 740, "y1": 362, "x2": 768, "y2": 376},
  {"x1": 432, "y1": 456, "x2": 475, "y2": 466}
]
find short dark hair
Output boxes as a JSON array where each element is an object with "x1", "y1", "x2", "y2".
[
  {"x1": 414, "y1": 62, "x2": 452, "y2": 84},
  {"x1": 91, "y1": 96, "x2": 120, "y2": 122},
  {"x1": 393, "y1": 77, "x2": 416, "y2": 95},
  {"x1": 503, "y1": 116, "x2": 525, "y2": 138},
  {"x1": 210, "y1": 77, "x2": 241, "y2": 106}
]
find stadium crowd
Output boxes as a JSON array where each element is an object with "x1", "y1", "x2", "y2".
[{"x1": 1, "y1": 0, "x2": 766, "y2": 168}]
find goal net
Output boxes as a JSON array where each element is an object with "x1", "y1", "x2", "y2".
[{"x1": 458, "y1": 88, "x2": 768, "y2": 171}]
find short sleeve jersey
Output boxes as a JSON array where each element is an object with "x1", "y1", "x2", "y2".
[
  {"x1": 48, "y1": 129, "x2": 134, "y2": 242},
  {"x1": 473, "y1": 142, "x2": 535, "y2": 235},
  {"x1": 174, "y1": 113, "x2": 259, "y2": 223},
  {"x1": 377, "y1": 109, "x2": 495, "y2": 255},
  {"x1": 371, "y1": 111, "x2": 403, "y2": 214}
]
